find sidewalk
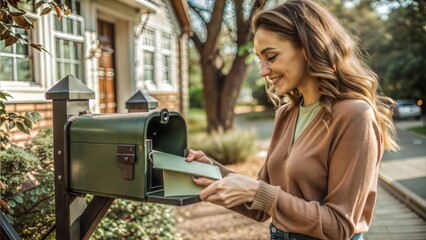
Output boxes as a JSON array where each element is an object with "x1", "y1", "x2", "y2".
[{"x1": 378, "y1": 120, "x2": 426, "y2": 219}]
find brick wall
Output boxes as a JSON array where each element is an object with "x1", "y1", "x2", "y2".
[
  {"x1": 5, "y1": 101, "x2": 53, "y2": 146},
  {"x1": 150, "y1": 92, "x2": 181, "y2": 113}
]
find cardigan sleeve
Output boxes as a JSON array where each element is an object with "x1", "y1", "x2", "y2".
[
  {"x1": 211, "y1": 159, "x2": 234, "y2": 177},
  {"x1": 251, "y1": 101, "x2": 382, "y2": 239}
]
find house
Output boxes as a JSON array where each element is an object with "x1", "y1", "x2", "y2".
[{"x1": 0, "y1": 0, "x2": 191, "y2": 143}]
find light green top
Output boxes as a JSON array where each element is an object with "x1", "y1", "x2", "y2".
[{"x1": 293, "y1": 101, "x2": 323, "y2": 143}]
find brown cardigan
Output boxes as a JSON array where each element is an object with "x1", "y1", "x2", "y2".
[{"x1": 214, "y1": 99, "x2": 383, "y2": 240}]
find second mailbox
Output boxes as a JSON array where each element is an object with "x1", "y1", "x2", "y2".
[{"x1": 65, "y1": 109, "x2": 199, "y2": 206}]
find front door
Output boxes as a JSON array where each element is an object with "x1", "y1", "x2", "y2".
[{"x1": 97, "y1": 20, "x2": 116, "y2": 113}]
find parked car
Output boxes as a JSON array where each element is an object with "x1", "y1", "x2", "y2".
[{"x1": 393, "y1": 99, "x2": 422, "y2": 120}]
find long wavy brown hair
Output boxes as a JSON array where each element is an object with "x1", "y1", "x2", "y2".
[{"x1": 252, "y1": 0, "x2": 398, "y2": 151}]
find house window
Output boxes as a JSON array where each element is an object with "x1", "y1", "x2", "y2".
[
  {"x1": 142, "y1": 29, "x2": 155, "y2": 47},
  {"x1": 161, "y1": 33, "x2": 171, "y2": 86},
  {"x1": 55, "y1": 39, "x2": 82, "y2": 80},
  {"x1": 55, "y1": 0, "x2": 81, "y2": 15},
  {"x1": 53, "y1": 0, "x2": 84, "y2": 80},
  {"x1": 0, "y1": 29, "x2": 32, "y2": 82},
  {"x1": 142, "y1": 29, "x2": 156, "y2": 90},
  {"x1": 143, "y1": 51, "x2": 155, "y2": 90},
  {"x1": 162, "y1": 33, "x2": 171, "y2": 50},
  {"x1": 141, "y1": 29, "x2": 175, "y2": 91},
  {"x1": 162, "y1": 55, "x2": 170, "y2": 84}
]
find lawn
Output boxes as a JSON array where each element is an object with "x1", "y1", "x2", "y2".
[{"x1": 408, "y1": 126, "x2": 426, "y2": 136}]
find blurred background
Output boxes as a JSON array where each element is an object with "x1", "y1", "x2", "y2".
[{"x1": 187, "y1": 0, "x2": 425, "y2": 127}]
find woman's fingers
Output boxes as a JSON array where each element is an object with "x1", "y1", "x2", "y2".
[
  {"x1": 193, "y1": 176, "x2": 216, "y2": 187},
  {"x1": 185, "y1": 149, "x2": 213, "y2": 164},
  {"x1": 185, "y1": 149, "x2": 202, "y2": 161},
  {"x1": 196, "y1": 174, "x2": 260, "y2": 207}
]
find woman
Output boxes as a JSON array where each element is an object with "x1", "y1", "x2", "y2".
[{"x1": 186, "y1": 0, "x2": 399, "y2": 239}]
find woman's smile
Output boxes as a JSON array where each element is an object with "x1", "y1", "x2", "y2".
[{"x1": 268, "y1": 75, "x2": 283, "y2": 86}]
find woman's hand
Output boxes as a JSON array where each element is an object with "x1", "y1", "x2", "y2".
[
  {"x1": 185, "y1": 149, "x2": 213, "y2": 165},
  {"x1": 193, "y1": 174, "x2": 259, "y2": 208}
]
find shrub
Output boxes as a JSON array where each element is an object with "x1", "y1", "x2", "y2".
[
  {"x1": 186, "y1": 108, "x2": 207, "y2": 133},
  {"x1": 189, "y1": 129, "x2": 259, "y2": 165},
  {"x1": 0, "y1": 90, "x2": 42, "y2": 150},
  {"x1": 18, "y1": 127, "x2": 56, "y2": 239},
  {"x1": 94, "y1": 200, "x2": 177, "y2": 240},
  {"x1": 25, "y1": 127, "x2": 54, "y2": 170},
  {"x1": 0, "y1": 146, "x2": 39, "y2": 200},
  {"x1": 252, "y1": 79, "x2": 270, "y2": 107},
  {"x1": 0, "y1": 145, "x2": 55, "y2": 240},
  {"x1": 189, "y1": 85, "x2": 204, "y2": 109}
]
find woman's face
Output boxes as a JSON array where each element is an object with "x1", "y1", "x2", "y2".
[{"x1": 254, "y1": 28, "x2": 309, "y2": 96}]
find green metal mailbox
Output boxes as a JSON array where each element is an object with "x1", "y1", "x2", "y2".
[{"x1": 65, "y1": 109, "x2": 199, "y2": 206}]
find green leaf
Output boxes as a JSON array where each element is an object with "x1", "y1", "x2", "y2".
[
  {"x1": 24, "y1": 118, "x2": 33, "y2": 128},
  {"x1": 30, "y1": 195, "x2": 38, "y2": 203},
  {"x1": 8, "y1": 120, "x2": 15, "y2": 129},
  {"x1": 237, "y1": 45, "x2": 245, "y2": 56},
  {"x1": 7, "y1": 200, "x2": 16, "y2": 208},
  {"x1": 0, "y1": 91, "x2": 11, "y2": 100},
  {"x1": 13, "y1": 194, "x2": 24, "y2": 203},
  {"x1": 25, "y1": 112, "x2": 34, "y2": 122},
  {"x1": 5, "y1": 213, "x2": 13, "y2": 223},
  {"x1": 245, "y1": 54, "x2": 254, "y2": 65},
  {"x1": 17, "y1": 121, "x2": 30, "y2": 134},
  {"x1": 8, "y1": 112, "x2": 17, "y2": 118},
  {"x1": 237, "y1": 42, "x2": 254, "y2": 56},
  {"x1": 7, "y1": 208, "x2": 14, "y2": 215},
  {"x1": 31, "y1": 112, "x2": 43, "y2": 121}
]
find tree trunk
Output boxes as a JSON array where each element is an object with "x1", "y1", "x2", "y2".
[
  {"x1": 189, "y1": 0, "x2": 264, "y2": 133},
  {"x1": 201, "y1": 54, "x2": 251, "y2": 133},
  {"x1": 201, "y1": 61, "x2": 224, "y2": 133}
]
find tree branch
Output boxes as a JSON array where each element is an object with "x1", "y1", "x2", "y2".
[
  {"x1": 204, "y1": 0, "x2": 227, "y2": 55},
  {"x1": 191, "y1": 32, "x2": 203, "y2": 56},
  {"x1": 235, "y1": 0, "x2": 246, "y2": 44},
  {"x1": 236, "y1": 0, "x2": 266, "y2": 44}
]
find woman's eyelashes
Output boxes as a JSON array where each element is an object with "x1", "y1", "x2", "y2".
[
  {"x1": 266, "y1": 55, "x2": 277, "y2": 62},
  {"x1": 256, "y1": 54, "x2": 277, "y2": 64}
]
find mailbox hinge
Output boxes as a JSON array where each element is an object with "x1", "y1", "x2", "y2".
[{"x1": 117, "y1": 144, "x2": 136, "y2": 180}]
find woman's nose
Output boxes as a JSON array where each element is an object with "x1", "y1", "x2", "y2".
[{"x1": 259, "y1": 62, "x2": 271, "y2": 77}]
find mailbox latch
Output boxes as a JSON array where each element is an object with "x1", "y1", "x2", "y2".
[{"x1": 117, "y1": 144, "x2": 136, "y2": 180}]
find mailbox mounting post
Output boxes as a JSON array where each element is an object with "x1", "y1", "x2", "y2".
[{"x1": 46, "y1": 75, "x2": 114, "y2": 240}]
